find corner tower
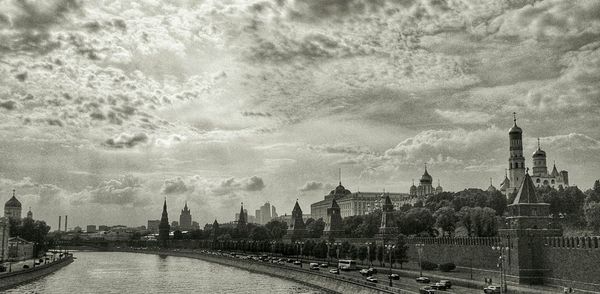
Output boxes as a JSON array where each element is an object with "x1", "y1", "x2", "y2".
[{"x1": 508, "y1": 113, "x2": 525, "y2": 196}]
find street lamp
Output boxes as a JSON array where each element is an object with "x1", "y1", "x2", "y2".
[
  {"x1": 334, "y1": 242, "x2": 342, "y2": 269},
  {"x1": 365, "y1": 242, "x2": 373, "y2": 267},
  {"x1": 385, "y1": 244, "x2": 396, "y2": 287},
  {"x1": 492, "y1": 246, "x2": 509, "y2": 294},
  {"x1": 415, "y1": 243, "x2": 425, "y2": 277}
]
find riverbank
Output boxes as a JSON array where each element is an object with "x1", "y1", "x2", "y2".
[
  {"x1": 0, "y1": 255, "x2": 74, "y2": 291},
  {"x1": 116, "y1": 248, "x2": 410, "y2": 294}
]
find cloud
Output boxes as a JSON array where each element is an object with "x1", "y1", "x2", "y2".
[
  {"x1": 74, "y1": 175, "x2": 148, "y2": 206},
  {"x1": 104, "y1": 133, "x2": 149, "y2": 148},
  {"x1": 298, "y1": 181, "x2": 324, "y2": 191},
  {"x1": 0, "y1": 100, "x2": 17, "y2": 110},
  {"x1": 209, "y1": 176, "x2": 266, "y2": 195},
  {"x1": 161, "y1": 177, "x2": 191, "y2": 194},
  {"x1": 434, "y1": 109, "x2": 492, "y2": 124}
]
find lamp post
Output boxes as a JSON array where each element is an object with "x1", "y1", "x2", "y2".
[
  {"x1": 492, "y1": 246, "x2": 509, "y2": 294},
  {"x1": 365, "y1": 242, "x2": 372, "y2": 267},
  {"x1": 334, "y1": 241, "x2": 342, "y2": 269},
  {"x1": 326, "y1": 242, "x2": 331, "y2": 266},
  {"x1": 415, "y1": 243, "x2": 424, "y2": 277},
  {"x1": 385, "y1": 244, "x2": 396, "y2": 287}
]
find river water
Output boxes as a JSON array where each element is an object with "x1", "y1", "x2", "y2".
[{"x1": 2, "y1": 251, "x2": 322, "y2": 294}]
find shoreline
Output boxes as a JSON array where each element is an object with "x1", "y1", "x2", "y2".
[{"x1": 0, "y1": 255, "x2": 74, "y2": 291}]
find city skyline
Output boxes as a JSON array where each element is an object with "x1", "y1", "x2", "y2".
[{"x1": 1, "y1": 0, "x2": 600, "y2": 229}]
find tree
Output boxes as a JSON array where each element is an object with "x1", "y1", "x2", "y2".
[
  {"x1": 358, "y1": 246, "x2": 368, "y2": 263},
  {"x1": 469, "y1": 207, "x2": 498, "y2": 237},
  {"x1": 398, "y1": 208, "x2": 435, "y2": 236},
  {"x1": 249, "y1": 226, "x2": 271, "y2": 241},
  {"x1": 434, "y1": 206, "x2": 457, "y2": 236},
  {"x1": 306, "y1": 218, "x2": 325, "y2": 238},
  {"x1": 393, "y1": 234, "x2": 409, "y2": 269},
  {"x1": 584, "y1": 202, "x2": 600, "y2": 233},
  {"x1": 173, "y1": 230, "x2": 183, "y2": 240},
  {"x1": 585, "y1": 180, "x2": 600, "y2": 203},
  {"x1": 458, "y1": 206, "x2": 474, "y2": 237},
  {"x1": 265, "y1": 220, "x2": 288, "y2": 239}
]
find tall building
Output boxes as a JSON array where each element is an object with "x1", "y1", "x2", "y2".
[
  {"x1": 179, "y1": 202, "x2": 192, "y2": 231},
  {"x1": 271, "y1": 206, "x2": 278, "y2": 218},
  {"x1": 4, "y1": 190, "x2": 22, "y2": 220},
  {"x1": 87, "y1": 225, "x2": 97, "y2": 233},
  {"x1": 147, "y1": 220, "x2": 160, "y2": 233},
  {"x1": 158, "y1": 199, "x2": 170, "y2": 247},
  {"x1": 501, "y1": 114, "x2": 569, "y2": 197}
]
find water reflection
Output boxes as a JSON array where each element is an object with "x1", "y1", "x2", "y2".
[{"x1": 3, "y1": 251, "x2": 322, "y2": 294}]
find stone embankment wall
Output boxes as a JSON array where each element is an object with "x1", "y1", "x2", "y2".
[
  {"x1": 135, "y1": 250, "x2": 413, "y2": 294},
  {"x1": 405, "y1": 237, "x2": 501, "y2": 271},
  {"x1": 0, "y1": 255, "x2": 74, "y2": 291}
]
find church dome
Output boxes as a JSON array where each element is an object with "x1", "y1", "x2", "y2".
[
  {"x1": 420, "y1": 169, "x2": 432, "y2": 183},
  {"x1": 532, "y1": 148, "x2": 546, "y2": 157},
  {"x1": 5, "y1": 194, "x2": 21, "y2": 208},
  {"x1": 508, "y1": 124, "x2": 522, "y2": 134}
]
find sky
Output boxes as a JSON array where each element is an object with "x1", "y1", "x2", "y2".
[{"x1": 0, "y1": 0, "x2": 599, "y2": 230}]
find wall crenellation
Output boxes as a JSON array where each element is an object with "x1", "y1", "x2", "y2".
[{"x1": 543, "y1": 236, "x2": 600, "y2": 249}]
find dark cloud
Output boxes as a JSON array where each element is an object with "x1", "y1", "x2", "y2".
[
  {"x1": 15, "y1": 72, "x2": 27, "y2": 81},
  {"x1": 210, "y1": 176, "x2": 266, "y2": 195},
  {"x1": 298, "y1": 181, "x2": 324, "y2": 191},
  {"x1": 0, "y1": 100, "x2": 17, "y2": 110},
  {"x1": 46, "y1": 118, "x2": 64, "y2": 127},
  {"x1": 161, "y1": 177, "x2": 191, "y2": 194},
  {"x1": 104, "y1": 132, "x2": 149, "y2": 148},
  {"x1": 0, "y1": 0, "x2": 82, "y2": 53},
  {"x1": 241, "y1": 111, "x2": 272, "y2": 117}
]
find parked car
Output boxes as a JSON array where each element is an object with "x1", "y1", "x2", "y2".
[
  {"x1": 419, "y1": 286, "x2": 435, "y2": 294},
  {"x1": 366, "y1": 276, "x2": 378, "y2": 283},
  {"x1": 431, "y1": 282, "x2": 447, "y2": 290},
  {"x1": 309, "y1": 263, "x2": 320, "y2": 270},
  {"x1": 389, "y1": 273, "x2": 400, "y2": 280},
  {"x1": 439, "y1": 280, "x2": 452, "y2": 289},
  {"x1": 484, "y1": 285, "x2": 501, "y2": 294},
  {"x1": 329, "y1": 268, "x2": 340, "y2": 274},
  {"x1": 416, "y1": 276, "x2": 431, "y2": 283}
]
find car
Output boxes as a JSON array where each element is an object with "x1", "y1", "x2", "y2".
[
  {"x1": 419, "y1": 286, "x2": 435, "y2": 294},
  {"x1": 416, "y1": 276, "x2": 430, "y2": 283},
  {"x1": 309, "y1": 263, "x2": 320, "y2": 270},
  {"x1": 431, "y1": 282, "x2": 447, "y2": 290},
  {"x1": 366, "y1": 276, "x2": 378, "y2": 283},
  {"x1": 389, "y1": 273, "x2": 400, "y2": 280},
  {"x1": 329, "y1": 268, "x2": 340, "y2": 274},
  {"x1": 484, "y1": 285, "x2": 501, "y2": 294},
  {"x1": 286, "y1": 258, "x2": 294, "y2": 263},
  {"x1": 439, "y1": 280, "x2": 452, "y2": 289},
  {"x1": 368, "y1": 267, "x2": 377, "y2": 274},
  {"x1": 293, "y1": 260, "x2": 302, "y2": 265},
  {"x1": 359, "y1": 268, "x2": 371, "y2": 276},
  {"x1": 319, "y1": 263, "x2": 328, "y2": 268}
]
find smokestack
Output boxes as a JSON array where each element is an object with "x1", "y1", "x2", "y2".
[
  {"x1": 65, "y1": 215, "x2": 68, "y2": 232},
  {"x1": 58, "y1": 216, "x2": 62, "y2": 232}
]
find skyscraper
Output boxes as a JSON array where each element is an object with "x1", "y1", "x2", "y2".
[{"x1": 179, "y1": 201, "x2": 192, "y2": 231}]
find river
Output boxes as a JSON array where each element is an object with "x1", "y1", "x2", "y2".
[{"x1": 2, "y1": 251, "x2": 322, "y2": 294}]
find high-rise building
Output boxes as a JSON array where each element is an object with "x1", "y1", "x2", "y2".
[
  {"x1": 147, "y1": 220, "x2": 160, "y2": 233},
  {"x1": 87, "y1": 225, "x2": 97, "y2": 233},
  {"x1": 191, "y1": 221, "x2": 200, "y2": 230},
  {"x1": 259, "y1": 202, "x2": 271, "y2": 224},
  {"x1": 4, "y1": 190, "x2": 22, "y2": 220},
  {"x1": 98, "y1": 225, "x2": 109, "y2": 231},
  {"x1": 271, "y1": 205, "x2": 278, "y2": 218},
  {"x1": 179, "y1": 202, "x2": 192, "y2": 231},
  {"x1": 159, "y1": 199, "x2": 170, "y2": 247}
]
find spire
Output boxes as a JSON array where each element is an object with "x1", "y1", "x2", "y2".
[
  {"x1": 490, "y1": 177, "x2": 493, "y2": 186},
  {"x1": 537, "y1": 137, "x2": 541, "y2": 150},
  {"x1": 12, "y1": 189, "x2": 15, "y2": 197},
  {"x1": 412, "y1": 179, "x2": 415, "y2": 186},
  {"x1": 338, "y1": 167, "x2": 342, "y2": 185},
  {"x1": 513, "y1": 112, "x2": 517, "y2": 125},
  {"x1": 184, "y1": 201, "x2": 188, "y2": 210},
  {"x1": 505, "y1": 169, "x2": 508, "y2": 178}
]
